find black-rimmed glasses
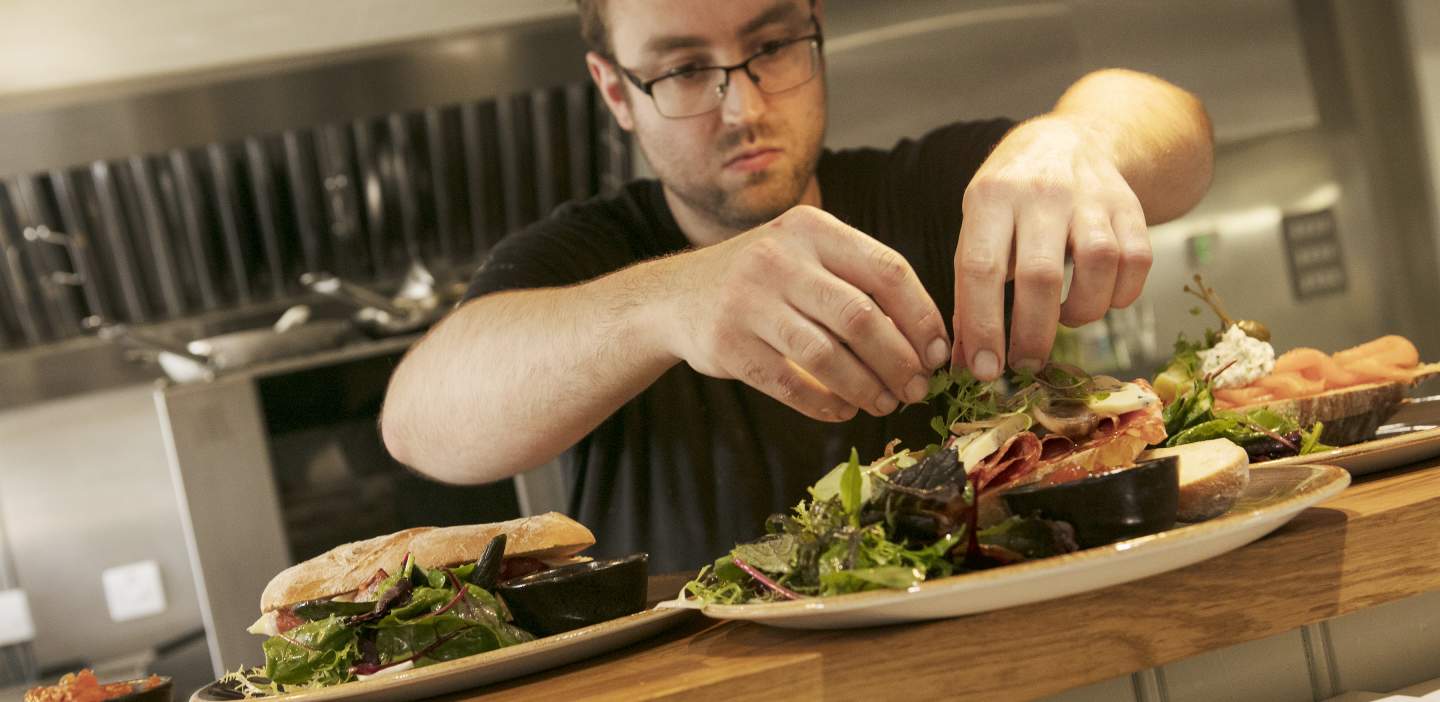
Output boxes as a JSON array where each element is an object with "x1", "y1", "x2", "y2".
[{"x1": 613, "y1": 19, "x2": 824, "y2": 119}]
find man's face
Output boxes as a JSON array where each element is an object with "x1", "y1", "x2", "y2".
[{"x1": 595, "y1": 0, "x2": 827, "y2": 231}]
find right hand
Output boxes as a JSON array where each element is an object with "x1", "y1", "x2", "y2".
[{"x1": 662, "y1": 205, "x2": 952, "y2": 421}]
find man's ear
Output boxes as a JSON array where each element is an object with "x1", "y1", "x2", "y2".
[{"x1": 586, "y1": 51, "x2": 636, "y2": 132}]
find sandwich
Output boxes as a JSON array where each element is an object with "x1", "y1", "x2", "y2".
[
  {"x1": 685, "y1": 364, "x2": 1195, "y2": 606},
  {"x1": 233, "y1": 513, "x2": 594, "y2": 692}
]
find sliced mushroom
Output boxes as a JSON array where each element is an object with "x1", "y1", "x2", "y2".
[{"x1": 1031, "y1": 400, "x2": 1101, "y2": 440}]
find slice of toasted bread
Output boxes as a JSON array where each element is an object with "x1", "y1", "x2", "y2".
[
  {"x1": 1139, "y1": 439, "x2": 1250, "y2": 522},
  {"x1": 1228, "y1": 363, "x2": 1440, "y2": 445}
]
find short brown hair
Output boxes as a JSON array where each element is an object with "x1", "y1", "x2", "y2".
[{"x1": 576, "y1": 0, "x2": 611, "y2": 56}]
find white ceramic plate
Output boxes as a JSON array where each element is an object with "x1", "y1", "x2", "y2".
[
  {"x1": 191, "y1": 606, "x2": 693, "y2": 701},
  {"x1": 683, "y1": 464, "x2": 1348, "y2": 629},
  {"x1": 1259, "y1": 424, "x2": 1440, "y2": 475}
]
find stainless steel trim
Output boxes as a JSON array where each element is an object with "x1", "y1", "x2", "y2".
[
  {"x1": 283, "y1": 131, "x2": 324, "y2": 275},
  {"x1": 128, "y1": 155, "x2": 187, "y2": 317},
  {"x1": 168, "y1": 149, "x2": 221, "y2": 311},
  {"x1": 0, "y1": 16, "x2": 589, "y2": 179},
  {"x1": 90, "y1": 160, "x2": 150, "y2": 322},
  {"x1": 206, "y1": 144, "x2": 254, "y2": 306},
  {"x1": 243, "y1": 137, "x2": 288, "y2": 299},
  {"x1": 424, "y1": 107, "x2": 456, "y2": 264}
]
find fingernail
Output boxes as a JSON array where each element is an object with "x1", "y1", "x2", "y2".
[
  {"x1": 1012, "y1": 358, "x2": 1042, "y2": 372},
  {"x1": 972, "y1": 350, "x2": 1000, "y2": 380},
  {"x1": 926, "y1": 338, "x2": 949, "y2": 369},
  {"x1": 876, "y1": 391, "x2": 899, "y2": 415},
  {"x1": 905, "y1": 375, "x2": 928, "y2": 404}
]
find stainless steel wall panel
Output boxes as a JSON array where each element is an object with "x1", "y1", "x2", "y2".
[
  {"x1": 352, "y1": 120, "x2": 392, "y2": 279},
  {"x1": 0, "y1": 189, "x2": 46, "y2": 345},
  {"x1": 242, "y1": 138, "x2": 289, "y2": 299},
  {"x1": 127, "y1": 156, "x2": 187, "y2": 318},
  {"x1": 168, "y1": 150, "x2": 221, "y2": 311},
  {"x1": 49, "y1": 169, "x2": 111, "y2": 321},
  {"x1": 282, "y1": 131, "x2": 325, "y2": 277},
  {"x1": 89, "y1": 161, "x2": 149, "y2": 323},
  {"x1": 424, "y1": 107, "x2": 458, "y2": 264},
  {"x1": 204, "y1": 144, "x2": 255, "y2": 306},
  {"x1": 460, "y1": 101, "x2": 503, "y2": 256},
  {"x1": 314, "y1": 125, "x2": 365, "y2": 280},
  {"x1": 0, "y1": 16, "x2": 589, "y2": 179}
]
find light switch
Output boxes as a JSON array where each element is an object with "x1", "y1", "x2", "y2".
[
  {"x1": 102, "y1": 560, "x2": 167, "y2": 623},
  {"x1": 0, "y1": 589, "x2": 36, "y2": 646}
]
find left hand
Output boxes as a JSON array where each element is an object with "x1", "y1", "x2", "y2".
[{"x1": 951, "y1": 115, "x2": 1152, "y2": 380}]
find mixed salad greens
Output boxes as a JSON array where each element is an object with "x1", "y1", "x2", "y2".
[
  {"x1": 684, "y1": 368, "x2": 1088, "y2": 606},
  {"x1": 223, "y1": 540, "x2": 531, "y2": 695},
  {"x1": 1154, "y1": 332, "x2": 1330, "y2": 462}
]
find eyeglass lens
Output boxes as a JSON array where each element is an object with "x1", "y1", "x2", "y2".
[{"x1": 651, "y1": 40, "x2": 819, "y2": 118}]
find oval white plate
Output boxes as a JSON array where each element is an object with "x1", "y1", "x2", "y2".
[
  {"x1": 191, "y1": 606, "x2": 694, "y2": 701},
  {"x1": 1260, "y1": 425, "x2": 1440, "y2": 475},
  {"x1": 690, "y1": 464, "x2": 1348, "y2": 629}
]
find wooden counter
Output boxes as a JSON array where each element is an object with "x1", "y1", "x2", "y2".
[{"x1": 432, "y1": 457, "x2": 1440, "y2": 701}]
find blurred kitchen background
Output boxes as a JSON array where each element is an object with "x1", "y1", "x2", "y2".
[{"x1": 1, "y1": 0, "x2": 1439, "y2": 699}]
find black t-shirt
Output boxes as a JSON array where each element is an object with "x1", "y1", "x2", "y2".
[{"x1": 465, "y1": 119, "x2": 1015, "y2": 572}]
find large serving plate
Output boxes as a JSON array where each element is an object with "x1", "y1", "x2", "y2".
[
  {"x1": 681, "y1": 464, "x2": 1348, "y2": 629},
  {"x1": 1260, "y1": 423, "x2": 1440, "y2": 476},
  {"x1": 191, "y1": 606, "x2": 693, "y2": 701}
]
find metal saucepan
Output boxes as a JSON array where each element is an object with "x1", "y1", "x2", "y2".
[{"x1": 90, "y1": 306, "x2": 354, "y2": 383}]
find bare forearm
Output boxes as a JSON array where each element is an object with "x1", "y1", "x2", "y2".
[
  {"x1": 381, "y1": 260, "x2": 681, "y2": 484},
  {"x1": 1051, "y1": 68, "x2": 1215, "y2": 224}
]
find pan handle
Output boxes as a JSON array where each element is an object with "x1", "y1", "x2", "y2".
[
  {"x1": 84, "y1": 316, "x2": 213, "y2": 367},
  {"x1": 300, "y1": 271, "x2": 410, "y2": 317}
]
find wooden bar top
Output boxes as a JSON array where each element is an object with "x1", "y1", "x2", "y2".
[{"x1": 432, "y1": 456, "x2": 1440, "y2": 701}]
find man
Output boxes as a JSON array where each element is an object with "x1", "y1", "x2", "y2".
[{"x1": 382, "y1": 0, "x2": 1213, "y2": 571}]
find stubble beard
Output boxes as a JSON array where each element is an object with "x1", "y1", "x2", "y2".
[{"x1": 640, "y1": 118, "x2": 825, "y2": 233}]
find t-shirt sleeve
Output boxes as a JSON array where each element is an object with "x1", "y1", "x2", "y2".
[{"x1": 463, "y1": 202, "x2": 640, "y2": 302}]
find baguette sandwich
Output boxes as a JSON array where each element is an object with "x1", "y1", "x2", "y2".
[{"x1": 235, "y1": 513, "x2": 594, "y2": 691}]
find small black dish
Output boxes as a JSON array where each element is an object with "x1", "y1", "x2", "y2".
[
  {"x1": 1001, "y1": 455, "x2": 1180, "y2": 549},
  {"x1": 497, "y1": 553, "x2": 649, "y2": 637}
]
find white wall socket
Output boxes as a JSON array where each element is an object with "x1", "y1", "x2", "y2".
[
  {"x1": 0, "y1": 589, "x2": 36, "y2": 646},
  {"x1": 101, "y1": 560, "x2": 167, "y2": 623}
]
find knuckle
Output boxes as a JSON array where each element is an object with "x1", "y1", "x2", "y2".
[
  {"x1": 1027, "y1": 176, "x2": 1071, "y2": 204},
  {"x1": 787, "y1": 326, "x2": 835, "y2": 369},
  {"x1": 967, "y1": 318, "x2": 1004, "y2": 341},
  {"x1": 1077, "y1": 236, "x2": 1120, "y2": 267},
  {"x1": 964, "y1": 177, "x2": 1012, "y2": 208},
  {"x1": 870, "y1": 246, "x2": 910, "y2": 286},
  {"x1": 772, "y1": 370, "x2": 805, "y2": 403},
  {"x1": 838, "y1": 294, "x2": 879, "y2": 336},
  {"x1": 958, "y1": 251, "x2": 1005, "y2": 281},
  {"x1": 742, "y1": 237, "x2": 790, "y2": 272},
  {"x1": 1015, "y1": 258, "x2": 1064, "y2": 291},
  {"x1": 1122, "y1": 242, "x2": 1153, "y2": 270}
]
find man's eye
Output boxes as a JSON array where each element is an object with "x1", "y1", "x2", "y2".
[
  {"x1": 670, "y1": 70, "x2": 712, "y2": 84},
  {"x1": 758, "y1": 40, "x2": 788, "y2": 55}
]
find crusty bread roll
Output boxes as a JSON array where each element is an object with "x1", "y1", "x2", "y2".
[
  {"x1": 1139, "y1": 438, "x2": 1250, "y2": 522},
  {"x1": 260, "y1": 512, "x2": 594, "y2": 613}
]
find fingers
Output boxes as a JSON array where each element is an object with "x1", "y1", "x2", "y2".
[
  {"x1": 1110, "y1": 205, "x2": 1152, "y2": 307},
  {"x1": 730, "y1": 334, "x2": 859, "y2": 422},
  {"x1": 952, "y1": 196, "x2": 1015, "y2": 380},
  {"x1": 793, "y1": 208, "x2": 951, "y2": 375},
  {"x1": 1006, "y1": 197, "x2": 1067, "y2": 371},
  {"x1": 1059, "y1": 207, "x2": 1119, "y2": 327},
  {"x1": 759, "y1": 307, "x2": 899, "y2": 415},
  {"x1": 785, "y1": 275, "x2": 931, "y2": 406}
]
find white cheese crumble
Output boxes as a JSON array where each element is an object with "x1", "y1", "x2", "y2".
[{"x1": 1199, "y1": 325, "x2": 1275, "y2": 389}]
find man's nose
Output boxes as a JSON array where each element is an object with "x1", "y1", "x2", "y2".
[{"x1": 719, "y1": 68, "x2": 766, "y2": 126}]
